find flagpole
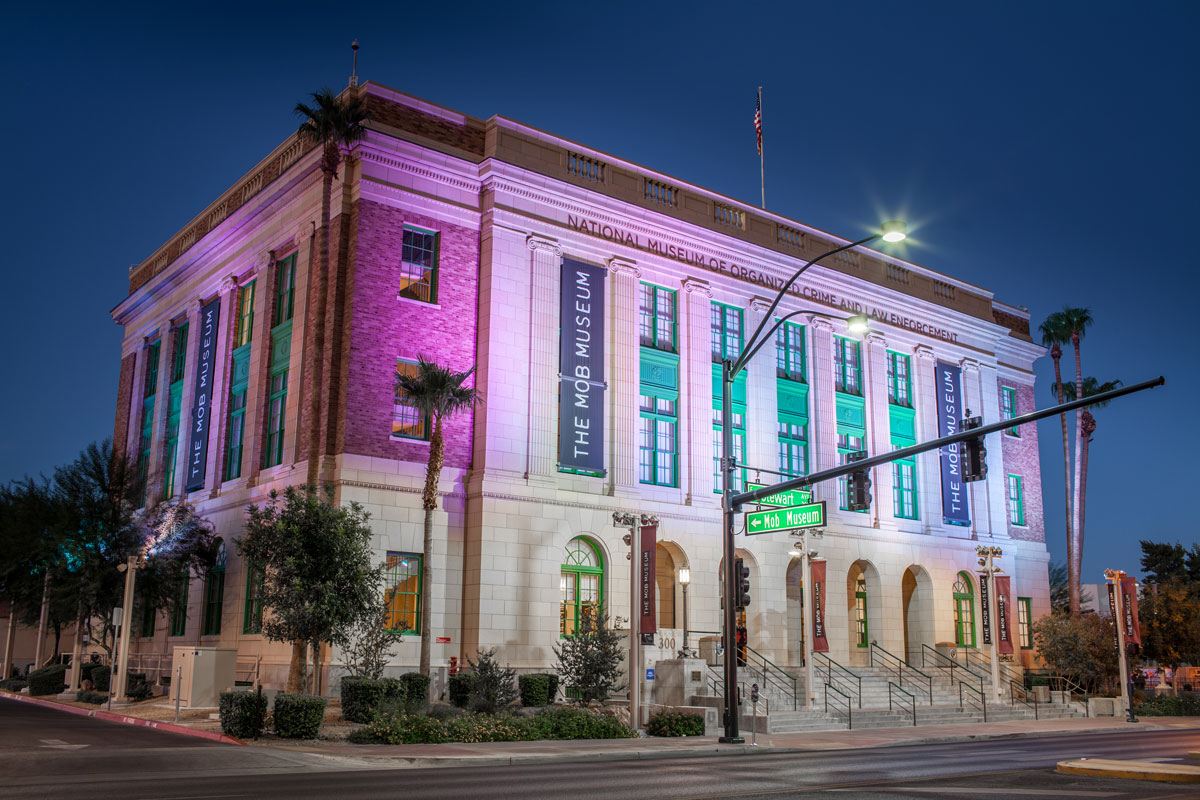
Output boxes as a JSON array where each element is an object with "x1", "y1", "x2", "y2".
[{"x1": 758, "y1": 86, "x2": 765, "y2": 209}]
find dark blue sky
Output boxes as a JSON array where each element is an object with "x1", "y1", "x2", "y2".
[{"x1": 2, "y1": 2, "x2": 1195, "y2": 579}]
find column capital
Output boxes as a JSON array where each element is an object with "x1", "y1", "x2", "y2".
[
  {"x1": 810, "y1": 316, "x2": 835, "y2": 333},
  {"x1": 255, "y1": 249, "x2": 274, "y2": 273},
  {"x1": 749, "y1": 297, "x2": 773, "y2": 314},
  {"x1": 865, "y1": 331, "x2": 888, "y2": 348},
  {"x1": 292, "y1": 220, "x2": 315, "y2": 247},
  {"x1": 607, "y1": 256, "x2": 641, "y2": 279},
  {"x1": 527, "y1": 235, "x2": 562, "y2": 256},
  {"x1": 220, "y1": 274, "x2": 239, "y2": 295},
  {"x1": 914, "y1": 344, "x2": 937, "y2": 361},
  {"x1": 960, "y1": 358, "x2": 981, "y2": 373},
  {"x1": 188, "y1": 298, "x2": 203, "y2": 317},
  {"x1": 681, "y1": 278, "x2": 712, "y2": 298}
]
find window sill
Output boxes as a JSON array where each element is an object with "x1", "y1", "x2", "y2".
[
  {"x1": 391, "y1": 434, "x2": 432, "y2": 447},
  {"x1": 396, "y1": 294, "x2": 441, "y2": 310}
]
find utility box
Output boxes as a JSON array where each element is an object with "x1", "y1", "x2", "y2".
[{"x1": 171, "y1": 646, "x2": 237, "y2": 708}]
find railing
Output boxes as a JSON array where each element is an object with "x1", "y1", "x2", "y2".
[
  {"x1": 966, "y1": 648, "x2": 1022, "y2": 688},
  {"x1": 127, "y1": 653, "x2": 172, "y2": 683},
  {"x1": 922, "y1": 644, "x2": 986, "y2": 697},
  {"x1": 1047, "y1": 674, "x2": 1090, "y2": 716},
  {"x1": 814, "y1": 652, "x2": 862, "y2": 708},
  {"x1": 959, "y1": 681, "x2": 987, "y2": 722},
  {"x1": 684, "y1": 630, "x2": 720, "y2": 658},
  {"x1": 744, "y1": 645, "x2": 800, "y2": 711},
  {"x1": 889, "y1": 682, "x2": 917, "y2": 726},
  {"x1": 1010, "y1": 679, "x2": 1039, "y2": 720},
  {"x1": 824, "y1": 683, "x2": 852, "y2": 730},
  {"x1": 871, "y1": 643, "x2": 933, "y2": 705}
]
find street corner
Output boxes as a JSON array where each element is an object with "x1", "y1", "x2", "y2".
[{"x1": 1056, "y1": 758, "x2": 1200, "y2": 783}]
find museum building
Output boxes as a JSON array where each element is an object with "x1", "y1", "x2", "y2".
[{"x1": 109, "y1": 81, "x2": 1048, "y2": 692}]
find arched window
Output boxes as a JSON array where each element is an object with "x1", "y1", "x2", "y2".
[
  {"x1": 203, "y1": 539, "x2": 226, "y2": 636},
  {"x1": 953, "y1": 571, "x2": 976, "y2": 648},
  {"x1": 854, "y1": 574, "x2": 868, "y2": 648},
  {"x1": 560, "y1": 537, "x2": 603, "y2": 637}
]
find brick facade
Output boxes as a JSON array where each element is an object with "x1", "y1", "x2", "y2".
[{"x1": 1001, "y1": 380, "x2": 1046, "y2": 543}]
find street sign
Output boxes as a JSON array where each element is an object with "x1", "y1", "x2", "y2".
[
  {"x1": 746, "y1": 483, "x2": 812, "y2": 508},
  {"x1": 745, "y1": 501, "x2": 826, "y2": 535},
  {"x1": 646, "y1": 668, "x2": 655, "y2": 680}
]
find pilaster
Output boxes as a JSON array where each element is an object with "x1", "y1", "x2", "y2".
[
  {"x1": 286, "y1": 226, "x2": 314, "y2": 474},
  {"x1": 526, "y1": 235, "x2": 562, "y2": 482},
  {"x1": 808, "y1": 317, "x2": 836, "y2": 506},
  {"x1": 746, "y1": 298, "x2": 778, "y2": 482},
  {"x1": 207, "y1": 275, "x2": 239, "y2": 497},
  {"x1": 608, "y1": 257, "x2": 640, "y2": 496},
  {"x1": 144, "y1": 316, "x2": 174, "y2": 505},
  {"x1": 169, "y1": 299, "x2": 203, "y2": 501},
  {"x1": 243, "y1": 250, "x2": 275, "y2": 485},
  {"x1": 681, "y1": 278, "x2": 715, "y2": 505},
  {"x1": 913, "y1": 345, "x2": 940, "y2": 534},
  {"x1": 960, "y1": 359, "x2": 985, "y2": 538},
  {"x1": 864, "y1": 332, "x2": 894, "y2": 528}
]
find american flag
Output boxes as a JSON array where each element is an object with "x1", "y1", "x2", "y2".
[{"x1": 754, "y1": 92, "x2": 762, "y2": 155}]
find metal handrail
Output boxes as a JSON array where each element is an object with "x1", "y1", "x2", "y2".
[
  {"x1": 922, "y1": 644, "x2": 986, "y2": 696},
  {"x1": 870, "y1": 643, "x2": 934, "y2": 705},
  {"x1": 1047, "y1": 674, "x2": 1090, "y2": 716},
  {"x1": 967, "y1": 648, "x2": 1022, "y2": 687},
  {"x1": 824, "y1": 683, "x2": 852, "y2": 730},
  {"x1": 814, "y1": 652, "x2": 862, "y2": 708},
  {"x1": 1010, "y1": 679, "x2": 1039, "y2": 720},
  {"x1": 959, "y1": 681, "x2": 987, "y2": 722},
  {"x1": 888, "y1": 681, "x2": 917, "y2": 727},
  {"x1": 745, "y1": 645, "x2": 800, "y2": 711}
]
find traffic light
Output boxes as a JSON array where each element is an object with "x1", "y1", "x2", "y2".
[
  {"x1": 961, "y1": 416, "x2": 988, "y2": 482},
  {"x1": 734, "y1": 557, "x2": 751, "y2": 609},
  {"x1": 847, "y1": 450, "x2": 872, "y2": 511}
]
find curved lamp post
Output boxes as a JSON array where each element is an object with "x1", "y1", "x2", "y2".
[{"x1": 718, "y1": 221, "x2": 906, "y2": 743}]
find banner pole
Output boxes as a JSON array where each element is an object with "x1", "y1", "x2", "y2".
[{"x1": 758, "y1": 86, "x2": 765, "y2": 209}]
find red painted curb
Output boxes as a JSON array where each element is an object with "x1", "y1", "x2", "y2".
[{"x1": 1, "y1": 690, "x2": 245, "y2": 746}]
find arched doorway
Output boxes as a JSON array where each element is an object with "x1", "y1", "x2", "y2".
[
  {"x1": 846, "y1": 560, "x2": 881, "y2": 665},
  {"x1": 953, "y1": 571, "x2": 977, "y2": 648},
  {"x1": 655, "y1": 544, "x2": 677, "y2": 630},
  {"x1": 560, "y1": 537, "x2": 604, "y2": 637},
  {"x1": 786, "y1": 558, "x2": 805, "y2": 666},
  {"x1": 902, "y1": 565, "x2": 934, "y2": 664}
]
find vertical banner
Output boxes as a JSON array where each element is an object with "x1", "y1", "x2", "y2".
[
  {"x1": 639, "y1": 524, "x2": 656, "y2": 642},
  {"x1": 934, "y1": 361, "x2": 970, "y2": 526},
  {"x1": 995, "y1": 575, "x2": 1014, "y2": 655},
  {"x1": 185, "y1": 297, "x2": 221, "y2": 492},
  {"x1": 979, "y1": 573, "x2": 992, "y2": 645},
  {"x1": 1107, "y1": 583, "x2": 1121, "y2": 651},
  {"x1": 811, "y1": 560, "x2": 829, "y2": 653},
  {"x1": 558, "y1": 258, "x2": 607, "y2": 474},
  {"x1": 1120, "y1": 576, "x2": 1141, "y2": 646}
]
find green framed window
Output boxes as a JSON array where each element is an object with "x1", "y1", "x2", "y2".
[
  {"x1": 138, "y1": 340, "x2": 161, "y2": 507},
  {"x1": 711, "y1": 302, "x2": 743, "y2": 362},
  {"x1": 639, "y1": 284, "x2": 676, "y2": 352},
  {"x1": 639, "y1": 392, "x2": 677, "y2": 487},
  {"x1": 243, "y1": 565, "x2": 264, "y2": 635},
  {"x1": 560, "y1": 538, "x2": 603, "y2": 637},
  {"x1": 162, "y1": 323, "x2": 189, "y2": 500},
  {"x1": 225, "y1": 376, "x2": 248, "y2": 479},
  {"x1": 778, "y1": 418, "x2": 807, "y2": 478},
  {"x1": 892, "y1": 454, "x2": 918, "y2": 520},
  {"x1": 384, "y1": 553, "x2": 421, "y2": 634},
  {"x1": 953, "y1": 572, "x2": 976, "y2": 648},
  {"x1": 263, "y1": 367, "x2": 288, "y2": 468},
  {"x1": 1007, "y1": 474, "x2": 1025, "y2": 525},
  {"x1": 1001, "y1": 386, "x2": 1019, "y2": 436},
  {"x1": 234, "y1": 280, "x2": 256, "y2": 350},
  {"x1": 169, "y1": 576, "x2": 188, "y2": 637},
  {"x1": 837, "y1": 433, "x2": 866, "y2": 511},
  {"x1": 833, "y1": 336, "x2": 861, "y2": 395},
  {"x1": 398, "y1": 227, "x2": 439, "y2": 303},
  {"x1": 713, "y1": 407, "x2": 746, "y2": 493},
  {"x1": 1018, "y1": 597, "x2": 1033, "y2": 649},
  {"x1": 775, "y1": 322, "x2": 805, "y2": 381},
  {"x1": 202, "y1": 540, "x2": 226, "y2": 637},
  {"x1": 886, "y1": 351, "x2": 911, "y2": 406},
  {"x1": 274, "y1": 254, "x2": 296, "y2": 325},
  {"x1": 393, "y1": 359, "x2": 430, "y2": 439},
  {"x1": 854, "y1": 575, "x2": 868, "y2": 647}
]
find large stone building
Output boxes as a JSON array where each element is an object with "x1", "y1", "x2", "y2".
[{"x1": 110, "y1": 81, "x2": 1048, "y2": 693}]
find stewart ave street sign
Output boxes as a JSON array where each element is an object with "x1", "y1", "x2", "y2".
[{"x1": 745, "y1": 483, "x2": 812, "y2": 508}]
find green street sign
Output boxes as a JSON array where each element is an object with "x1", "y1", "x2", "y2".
[
  {"x1": 745, "y1": 502, "x2": 827, "y2": 535},
  {"x1": 746, "y1": 483, "x2": 812, "y2": 508}
]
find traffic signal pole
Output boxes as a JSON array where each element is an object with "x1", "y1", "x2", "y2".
[{"x1": 719, "y1": 358, "x2": 742, "y2": 743}]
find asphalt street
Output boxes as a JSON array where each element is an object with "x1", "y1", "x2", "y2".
[{"x1": 2, "y1": 697, "x2": 1199, "y2": 799}]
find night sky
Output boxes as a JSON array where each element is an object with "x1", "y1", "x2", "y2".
[{"x1": 2, "y1": 2, "x2": 1196, "y2": 580}]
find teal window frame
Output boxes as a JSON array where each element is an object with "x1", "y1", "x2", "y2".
[
  {"x1": 224, "y1": 348, "x2": 250, "y2": 480},
  {"x1": 384, "y1": 552, "x2": 422, "y2": 634},
  {"x1": 242, "y1": 565, "x2": 264, "y2": 635},
  {"x1": 138, "y1": 340, "x2": 161, "y2": 507},
  {"x1": 398, "y1": 226, "x2": 439, "y2": 303},
  {"x1": 639, "y1": 283, "x2": 676, "y2": 352},
  {"x1": 886, "y1": 351, "x2": 911, "y2": 407},
  {"x1": 1001, "y1": 386, "x2": 1019, "y2": 436},
  {"x1": 262, "y1": 365, "x2": 288, "y2": 468},
  {"x1": 778, "y1": 416, "x2": 807, "y2": 478},
  {"x1": 560, "y1": 538, "x2": 604, "y2": 638},
  {"x1": 775, "y1": 322, "x2": 806, "y2": 382},
  {"x1": 837, "y1": 432, "x2": 867, "y2": 512},
  {"x1": 892, "y1": 454, "x2": 918, "y2": 520},
  {"x1": 1017, "y1": 597, "x2": 1033, "y2": 649},
  {"x1": 639, "y1": 390, "x2": 678, "y2": 487},
  {"x1": 162, "y1": 323, "x2": 189, "y2": 500},
  {"x1": 711, "y1": 302, "x2": 743, "y2": 362},
  {"x1": 273, "y1": 254, "x2": 296, "y2": 325},
  {"x1": 169, "y1": 576, "x2": 188, "y2": 637},
  {"x1": 202, "y1": 540, "x2": 226, "y2": 637},
  {"x1": 1007, "y1": 474, "x2": 1026, "y2": 525},
  {"x1": 833, "y1": 336, "x2": 862, "y2": 395},
  {"x1": 393, "y1": 359, "x2": 430, "y2": 440},
  {"x1": 234, "y1": 280, "x2": 256, "y2": 350},
  {"x1": 953, "y1": 572, "x2": 977, "y2": 648}
]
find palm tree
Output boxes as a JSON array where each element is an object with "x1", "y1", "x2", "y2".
[
  {"x1": 1059, "y1": 307, "x2": 1093, "y2": 613},
  {"x1": 1057, "y1": 376, "x2": 1121, "y2": 604},
  {"x1": 1039, "y1": 312, "x2": 1076, "y2": 612},
  {"x1": 395, "y1": 357, "x2": 482, "y2": 677}
]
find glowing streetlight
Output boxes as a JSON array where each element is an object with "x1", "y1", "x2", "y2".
[{"x1": 881, "y1": 220, "x2": 908, "y2": 242}]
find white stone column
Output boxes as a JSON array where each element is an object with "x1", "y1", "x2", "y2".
[
  {"x1": 979, "y1": 363, "x2": 1010, "y2": 540},
  {"x1": 608, "y1": 257, "x2": 641, "y2": 496},
  {"x1": 913, "y1": 346, "x2": 940, "y2": 534},
  {"x1": 681, "y1": 278, "x2": 715, "y2": 505},
  {"x1": 808, "y1": 318, "x2": 837, "y2": 506},
  {"x1": 144, "y1": 316, "x2": 174, "y2": 504},
  {"x1": 961, "y1": 359, "x2": 985, "y2": 538},
  {"x1": 746, "y1": 298, "x2": 778, "y2": 483},
  {"x1": 864, "y1": 332, "x2": 894, "y2": 529},
  {"x1": 242, "y1": 250, "x2": 274, "y2": 485},
  {"x1": 285, "y1": 224, "x2": 314, "y2": 472},
  {"x1": 527, "y1": 235, "x2": 562, "y2": 482},
  {"x1": 125, "y1": 342, "x2": 150, "y2": 460},
  {"x1": 169, "y1": 299, "x2": 203, "y2": 501}
]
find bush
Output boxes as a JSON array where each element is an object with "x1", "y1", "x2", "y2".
[
  {"x1": 382, "y1": 677, "x2": 404, "y2": 700},
  {"x1": 126, "y1": 672, "x2": 152, "y2": 700},
  {"x1": 519, "y1": 673, "x2": 553, "y2": 707},
  {"x1": 467, "y1": 649, "x2": 518, "y2": 713},
  {"x1": 427, "y1": 703, "x2": 462, "y2": 723},
  {"x1": 444, "y1": 712, "x2": 532, "y2": 743},
  {"x1": 341, "y1": 676, "x2": 386, "y2": 723},
  {"x1": 78, "y1": 662, "x2": 99, "y2": 684},
  {"x1": 646, "y1": 710, "x2": 705, "y2": 737},
  {"x1": 27, "y1": 664, "x2": 68, "y2": 695},
  {"x1": 348, "y1": 711, "x2": 448, "y2": 745},
  {"x1": 91, "y1": 665, "x2": 112, "y2": 693},
  {"x1": 219, "y1": 690, "x2": 269, "y2": 738},
  {"x1": 554, "y1": 608, "x2": 625, "y2": 705},
  {"x1": 400, "y1": 672, "x2": 430, "y2": 710},
  {"x1": 448, "y1": 672, "x2": 478, "y2": 708},
  {"x1": 526, "y1": 706, "x2": 637, "y2": 740},
  {"x1": 76, "y1": 690, "x2": 107, "y2": 704},
  {"x1": 273, "y1": 694, "x2": 327, "y2": 739},
  {"x1": 0, "y1": 679, "x2": 29, "y2": 692},
  {"x1": 1135, "y1": 693, "x2": 1200, "y2": 716}
]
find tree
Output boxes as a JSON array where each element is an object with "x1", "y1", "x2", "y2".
[
  {"x1": 465, "y1": 648, "x2": 518, "y2": 713},
  {"x1": 1138, "y1": 581, "x2": 1200, "y2": 695},
  {"x1": 238, "y1": 486, "x2": 381, "y2": 694},
  {"x1": 341, "y1": 599, "x2": 403, "y2": 681},
  {"x1": 1039, "y1": 312, "x2": 1077, "y2": 614},
  {"x1": 1032, "y1": 611, "x2": 1118, "y2": 693},
  {"x1": 1049, "y1": 561, "x2": 1093, "y2": 615},
  {"x1": 395, "y1": 356, "x2": 483, "y2": 677},
  {"x1": 1062, "y1": 307, "x2": 1094, "y2": 613},
  {"x1": 1140, "y1": 540, "x2": 1188, "y2": 584},
  {"x1": 554, "y1": 608, "x2": 625, "y2": 706}
]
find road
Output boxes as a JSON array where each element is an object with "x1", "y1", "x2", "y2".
[{"x1": 3, "y1": 697, "x2": 1199, "y2": 799}]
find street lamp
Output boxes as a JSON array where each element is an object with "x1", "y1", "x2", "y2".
[
  {"x1": 718, "y1": 221, "x2": 906, "y2": 743},
  {"x1": 976, "y1": 545, "x2": 1004, "y2": 701},
  {"x1": 1104, "y1": 568, "x2": 1138, "y2": 723},
  {"x1": 678, "y1": 566, "x2": 691, "y2": 657},
  {"x1": 789, "y1": 529, "x2": 822, "y2": 708}
]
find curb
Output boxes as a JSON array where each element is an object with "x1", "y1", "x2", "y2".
[
  {"x1": 0, "y1": 690, "x2": 245, "y2": 746},
  {"x1": 1057, "y1": 758, "x2": 1200, "y2": 783}
]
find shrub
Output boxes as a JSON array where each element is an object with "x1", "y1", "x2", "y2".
[
  {"x1": 646, "y1": 710, "x2": 705, "y2": 737},
  {"x1": 341, "y1": 676, "x2": 386, "y2": 723},
  {"x1": 427, "y1": 704, "x2": 462, "y2": 723},
  {"x1": 526, "y1": 706, "x2": 637, "y2": 740},
  {"x1": 78, "y1": 662, "x2": 99, "y2": 684},
  {"x1": 519, "y1": 673, "x2": 553, "y2": 707},
  {"x1": 219, "y1": 691, "x2": 269, "y2": 738},
  {"x1": 273, "y1": 694, "x2": 327, "y2": 739},
  {"x1": 448, "y1": 672, "x2": 478, "y2": 708},
  {"x1": 554, "y1": 608, "x2": 625, "y2": 705},
  {"x1": 1135, "y1": 693, "x2": 1200, "y2": 717},
  {"x1": 91, "y1": 665, "x2": 112, "y2": 693},
  {"x1": 76, "y1": 690, "x2": 108, "y2": 704},
  {"x1": 347, "y1": 712, "x2": 448, "y2": 745},
  {"x1": 444, "y1": 712, "x2": 532, "y2": 743},
  {"x1": 0, "y1": 679, "x2": 29, "y2": 692},
  {"x1": 28, "y1": 664, "x2": 68, "y2": 696},
  {"x1": 382, "y1": 677, "x2": 404, "y2": 700},
  {"x1": 126, "y1": 672, "x2": 152, "y2": 700},
  {"x1": 400, "y1": 672, "x2": 430, "y2": 710},
  {"x1": 467, "y1": 649, "x2": 518, "y2": 713}
]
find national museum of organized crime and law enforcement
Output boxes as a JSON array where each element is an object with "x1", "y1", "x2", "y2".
[{"x1": 109, "y1": 80, "x2": 1048, "y2": 700}]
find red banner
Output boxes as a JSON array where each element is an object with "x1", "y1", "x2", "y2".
[
  {"x1": 811, "y1": 560, "x2": 828, "y2": 653},
  {"x1": 995, "y1": 576, "x2": 1014, "y2": 655},
  {"x1": 1107, "y1": 583, "x2": 1120, "y2": 651},
  {"x1": 639, "y1": 524, "x2": 656, "y2": 638},
  {"x1": 1120, "y1": 576, "x2": 1141, "y2": 646}
]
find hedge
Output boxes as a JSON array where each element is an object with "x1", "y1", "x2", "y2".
[
  {"x1": 348, "y1": 706, "x2": 636, "y2": 745},
  {"x1": 518, "y1": 673, "x2": 559, "y2": 707},
  {"x1": 1135, "y1": 693, "x2": 1200, "y2": 717},
  {"x1": 76, "y1": 690, "x2": 108, "y2": 704},
  {"x1": 91, "y1": 665, "x2": 112, "y2": 693},
  {"x1": 646, "y1": 710, "x2": 705, "y2": 736},
  {"x1": 219, "y1": 690, "x2": 269, "y2": 738},
  {"x1": 341, "y1": 677, "x2": 387, "y2": 723},
  {"x1": 273, "y1": 693, "x2": 327, "y2": 739},
  {"x1": 448, "y1": 672, "x2": 478, "y2": 708},
  {"x1": 28, "y1": 664, "x2": 68, "y2": 696},
  {"x1": 400, "y1": 672, "x2": 430, "y2": 708},
  {"x1": 0, "y1": 679, "x2": 29, "y2": 692},
  {"x1": 78, "y1": 662, "x2": 99, "y2": 685},
  {"x1": 525, "y1": 706, "x2": 635, "y2": 740}
]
